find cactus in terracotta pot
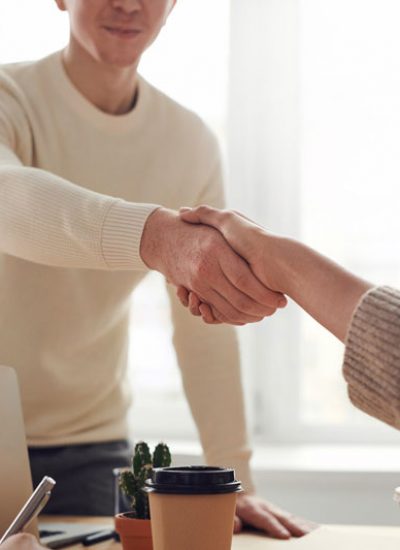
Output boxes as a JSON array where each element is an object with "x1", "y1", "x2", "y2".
[
  {"x1": 115, "y1": 441, "x2": 171, "y2": 550},
  {"x1": 120, "y1": 441, "x2": 171, "y2": 519}
]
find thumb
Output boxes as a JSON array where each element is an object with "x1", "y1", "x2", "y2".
[
  {"x1": 179, "y1": 205, "x2": 222, "y2": 229},
  {"x1": 179, "y1": 206, "x2": 202, "y2": 224}
]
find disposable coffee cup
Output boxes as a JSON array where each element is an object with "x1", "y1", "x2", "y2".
[{"x1": 145, "y1": 466, "x2": 242, "y2": 550}]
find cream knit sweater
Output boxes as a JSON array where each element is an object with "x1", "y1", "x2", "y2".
[
  {"x1": 0, "y1": 52, "x2": 253, "y2": 490},
  {"x1": 344, "y1": 286, "x2": 400, "y2": 428}
]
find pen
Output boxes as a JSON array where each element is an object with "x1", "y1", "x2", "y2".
[
  {"x1": 0, "y1": 477, "x2": 56, "y2": 545},
  {"x1": 82, "y1": 529, "x2": 117, "y2": 546}
]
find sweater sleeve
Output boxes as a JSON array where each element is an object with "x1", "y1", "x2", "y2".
[
  {"x1": 167, "y1": 149, "x2": 255, "y2": 492},
  {"x1": 0, "y1": 71, "x2": 158, "y2": 271},
  {"x1": 343, "y1": 286, "x2": 400, "y2": 428}
]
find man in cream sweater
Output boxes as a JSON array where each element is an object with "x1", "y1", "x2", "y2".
[{"x1": 0, "y1": 0, "x2": 309, "y2": 538}]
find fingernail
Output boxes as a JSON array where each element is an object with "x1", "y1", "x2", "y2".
[
  {"x1": 179, "y1": 206, "x2": 191, "y2": 212},
  {"x1": 278, "y1": 297, "x2": 287, "y2": 308}
]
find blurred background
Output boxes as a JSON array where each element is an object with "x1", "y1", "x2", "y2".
[{"x1": 2, "y1": 0, "x2": 400, "y2": 526}]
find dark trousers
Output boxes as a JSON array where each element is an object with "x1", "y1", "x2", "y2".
[{"x1": 29, "y1": 440, "x2": 132, "y2": 516}]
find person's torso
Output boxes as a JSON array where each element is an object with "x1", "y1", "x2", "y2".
[{"x1": 0, "y1": 51, "x2": 218, "y2": 444}]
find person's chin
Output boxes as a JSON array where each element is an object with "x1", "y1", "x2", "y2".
[{"x1": 99, "y1": 50, "x2": 141, "y2": 69}]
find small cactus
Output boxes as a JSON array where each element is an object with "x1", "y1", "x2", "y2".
[{"x1": 120, "y1": 441, "x2": 171, "y2": 520}]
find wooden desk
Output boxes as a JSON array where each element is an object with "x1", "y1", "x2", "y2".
[{"x1": 41, "y1": 517, "x2": 400, "y2": 549}]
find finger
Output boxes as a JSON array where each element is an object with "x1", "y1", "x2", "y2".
[
  {"x1": 199, "y1": 303, "x2": 235, "y2": 325},
  {"x1": 219, "y1": 270, "x2": 280, "y2": 317},
  {"x1": 188, "y1": 292, "x2": 202, "y2": 316},
  {"x1": 204, "y1": 287, "x2": 265, "y2": 325},
  {"x1": 260, "y1": 502, "x2": 318, "y2": 537},
  {"x1": 272, "y1": 513, "x2": 319, "y2": 537},
  {"x1": 242, "y1": 508, "x2": 291, "y2": 540},
  {"x1": 198, "y1": 303, "x2": 222, "y2": 324},
  {"x1": 179, "y1": 204, "x2": 224, "y2": 229},
  {"x1": 233, "y1": 515, "x2": 243, "y2": 534},
  {"x1": 176, "y1": 286, "x2": 189, "y2": 307},
  {"x1": 220, "y1": 254, "x2": 286, "y2": 311}
]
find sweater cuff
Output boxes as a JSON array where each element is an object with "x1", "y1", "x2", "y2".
[
  {"x1": 101, "y1": 200, "x2": 160, "y2": 270},
  {"x1": 343, "y1": 285, "x2": 400, "y2": 427},
  {"x1": 228, "y1": 458, "x2": 255, "y2": 494},
  {"x1": 205, "y1": 452, "x2": 254, "y2": 493}
]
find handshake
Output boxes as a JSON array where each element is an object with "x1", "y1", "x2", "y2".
[
  {"x1": 141, "y1": 206, "x2": 287, "y2": 325},
  {"x1": 141, "y1": 205, "x2": 288, "y2": 326},
  {"x1": 141, "y1": 205, "x2": 372, "y2": 340}
]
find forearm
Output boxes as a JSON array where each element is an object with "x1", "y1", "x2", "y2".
[
  {"x1": 0, "y1": 163, "x2": 157, "y2": 270},
  {"x1": 272, "y1": 237, "x2": 373, "y2": 342}
]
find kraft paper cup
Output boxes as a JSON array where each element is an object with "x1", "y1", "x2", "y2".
[{"x1": 145, "y1": 466, "x2": 242, "y2": 550}]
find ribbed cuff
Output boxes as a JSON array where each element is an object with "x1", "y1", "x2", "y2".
[
  {"x1": 101, "y1": 200, "x2": 160, "y2": 270},
  {"x1": 343, "y1": 286, "x2": 400, "y2": 427},
  {"x1": 229, "y1": 458, "x2": 255, "y2": 493},
  {"x1": 205, "y1": 454, "x2": 254, "y2": 493}
]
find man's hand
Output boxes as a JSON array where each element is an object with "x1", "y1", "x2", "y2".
[
  {"x1": 1, "y1": 534, "x2": 46, "y2": 550},
  {"x1": 140, "y1": 207, "x2": 286, "y2": 325},
  {"x1": 235, "y1": 494, "x2": 318, "y2": 539}
]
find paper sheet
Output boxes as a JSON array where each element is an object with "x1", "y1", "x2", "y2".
[{"x1": 233, "y1": 526, "x2": 400, "y2": 549}]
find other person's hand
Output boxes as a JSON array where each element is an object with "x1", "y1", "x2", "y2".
[
  {"x1": 235, "y1": 493, "x2": 318, "y2": 539},
  {"x1": 179, "y1": 205, "x2": 372, "y2": 340},
  {"x1": 1, "y1": 534, "x2": 46, "y2": 550},
  {"x1": 140, "y1": 207, "x2": 286, "y2": 325},
  {"x1": 177, "y1": 206, "x2": 286, "y2": 323}
]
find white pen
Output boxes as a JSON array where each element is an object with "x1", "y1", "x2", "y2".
[{"x1": 0, "y1": 476, "x2": 56, "y2": 545}]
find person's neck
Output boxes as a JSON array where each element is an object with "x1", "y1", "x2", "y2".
[{"x1": 62, "y1": 40, "x2": 139, "y2": 115}]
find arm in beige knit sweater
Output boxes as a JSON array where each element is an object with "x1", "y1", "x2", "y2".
[
  {"x1": 0, "y1": 73, "x2": 285, "y2": 322},
  {"x1": 178, "y1": 206, "x2": 400, "y2": 429},
  {"x1": 0, "y1": 69, "x2": 158, "y2": 270},
  {"x1": 0, "y1": 145, "x2": 157, "y2": 270}
]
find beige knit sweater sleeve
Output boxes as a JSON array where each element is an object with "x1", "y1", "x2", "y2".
[
  {"x1": 0, "y1": 71, "x2": 158, "y2": 271},
  {"x1": 343, "y1": 286, "x2": 400, "y2": 428}
]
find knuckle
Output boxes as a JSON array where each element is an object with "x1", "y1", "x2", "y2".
[
  {"x1": 196, "y1": 204, "x2": 213, "y2": 218},
  {"x1": 221, "y1": 209, "x2": 234, "y2": 221}
]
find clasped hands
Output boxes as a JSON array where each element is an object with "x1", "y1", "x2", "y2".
[{"x1": 140, "y1": 205, "x2": 287, "y2": 326}]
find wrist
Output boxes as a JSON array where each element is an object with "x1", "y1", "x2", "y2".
[
  {"x1": 260, "y1": 234, "x2": 301, "y2": 296},
  {"x1": 140, "y1": 207, "x2": 176, "y2": 271},
  {"x1": 276, "y1": 237, "x2": 311, "y2": 297}
]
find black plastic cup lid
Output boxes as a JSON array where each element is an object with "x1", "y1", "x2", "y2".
[{"x1": 145, "y1": 466, "x2": 242, "y2": 495}]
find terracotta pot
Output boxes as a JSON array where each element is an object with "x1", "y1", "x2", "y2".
[{"x1": 114, "y1": 513, "x2": 153, "y2": 550}]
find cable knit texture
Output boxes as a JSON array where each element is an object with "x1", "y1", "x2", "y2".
[{"x1": 343, "y1": 286, "x2": 400, "y2": 428}]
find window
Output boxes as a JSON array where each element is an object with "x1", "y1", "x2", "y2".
[
  {"x1": 229, "y1": 0, "x2": 400, "y2": 444},
  {"x1": 298, "y1": 0, "x2": 400, "y2": 437}
]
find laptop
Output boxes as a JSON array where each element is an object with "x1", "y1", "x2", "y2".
[{"x1": 0, "y1": 365, "x2": 110, "y2": 547}]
